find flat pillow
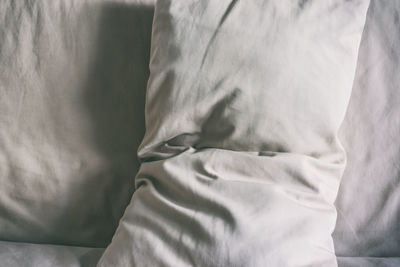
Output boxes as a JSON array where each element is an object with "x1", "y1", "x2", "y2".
[{"x1": 98, "y1": 0, "x2": 370, "y2": 266}]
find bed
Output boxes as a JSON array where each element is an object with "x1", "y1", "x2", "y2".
[{"x1": 0, "y1": 0, "x2": 399, "y2": 266}]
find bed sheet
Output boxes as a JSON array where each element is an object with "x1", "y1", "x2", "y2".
[
  {"x1": 0, "y1": 240, "x2": 104, "y2": 267},
  {"x1": 1, "y1": 244, "x2": 399, "y2": 267},
  {"x1": 337, "y1": 257, "x2": 400, "y2": 267}
]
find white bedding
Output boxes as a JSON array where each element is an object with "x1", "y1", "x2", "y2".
[
  {"x1": 0, "y1": 0, "x2": 154, "y2": 247},
  {"x1": 98, "y1": 0, "x2": 369, "y2": 266},
  {"x1": 333, "y1": 0, "x2": 400, "y2": 260},
  {"x1": 0, "y1": 241, "x2": 104, "y2": 267},
  {"x1": 0, "y1": 0, "x2": 399, "y2": 266}
]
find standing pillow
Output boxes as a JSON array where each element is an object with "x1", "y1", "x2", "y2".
[{"x1": 98, "y1": 0, "x2": 370, "y2": 266}]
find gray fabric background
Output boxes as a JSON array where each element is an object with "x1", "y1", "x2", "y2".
[
  {"x1": 0, "y1": 0, "x2": 399, "y2": 266},
  {"x1": 0, "y1": 0, "x2": 153, "y2": 247}
]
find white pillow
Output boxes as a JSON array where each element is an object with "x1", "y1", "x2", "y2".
[{"x1": 98, "y1": 0, "x2": 369, "y2": 266}]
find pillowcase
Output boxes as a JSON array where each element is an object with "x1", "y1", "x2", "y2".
[{"x1": 98, "y1": 0, "x2": 370, "y2": 266}]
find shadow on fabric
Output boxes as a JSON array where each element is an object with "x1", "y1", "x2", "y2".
[{"x1": 76, "y1": 3, "x2": 153, "y2": 247}]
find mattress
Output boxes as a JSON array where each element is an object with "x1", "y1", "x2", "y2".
[
  {"x1": 0, "y1": 0, "x2": 398, "y2": 266},
  {"x1": 0, "y1": 241, "x2": 104, "y2": 267}
]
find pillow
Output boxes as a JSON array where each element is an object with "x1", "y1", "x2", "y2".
[
  {"x1": 333, "y1": 0, "x2": 400, "y2": 259},
  {"x1": 0, "y1": 0, "x2": 154, "y2": 247},
  {"x1": 98, "y1": 0, "x2": 370, "y2": 266}
]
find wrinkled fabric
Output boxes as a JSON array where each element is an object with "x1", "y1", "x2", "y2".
[
  {"x1": 98, "y1": 1, "x2": 369, "y2": 266},
  {"x1": 0, "y1": 0, "x2": 399, "y2": 266},
  {"x1": 0, "y1": 240, "x2": 104, "y2": 267},
  {"x1": 333, "y1": 0, "x2": 400, "y2": 260},
  {"x1": 337, "y1": 257, "x2": 400, "y2": 267},
  {"x1": 0, "y1": 0, "x2": 154, "y2": 247}
]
